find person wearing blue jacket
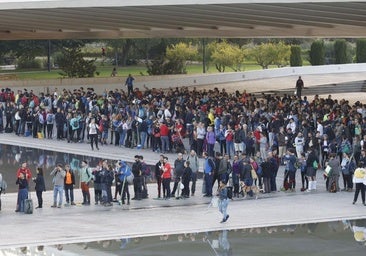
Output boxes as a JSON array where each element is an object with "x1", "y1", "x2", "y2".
[
  {"x1": 117, "y1": 161, "x2": 131, "y2": 205},
  {"x1": 284, "y1": 148, "x2": 297, "y2": 192},
  {"x1": 218, "y1": 180, "x2": 229, "y2": 223}
]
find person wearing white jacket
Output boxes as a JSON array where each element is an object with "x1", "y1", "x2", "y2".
[
  {"x1": 294, "y1": 132, "x2": 305, "y2": 158},
  {"x1": 352, "y1": 163, "x2": 366, "y2": 206}
]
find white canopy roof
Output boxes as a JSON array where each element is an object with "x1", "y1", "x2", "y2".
[{"x1": 0, "y1": 0, "x2": 366, "y2": 40}]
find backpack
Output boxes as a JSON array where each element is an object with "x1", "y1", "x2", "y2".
[
  {"x1": 208, "y1": 158, "x2": 216, "y2": 171},
  {"x1": 227, "y1": 186, "x2": 233, "y2": 199},
  {"x1": 141, "y1": 163, "x2": 151, "y2": 176},
  {"x1": 46, "y1": 114, "x2": 53, "y2": 123},
  {"x1": 43, "y1": 99, "x2": 49, "y2": 107}
]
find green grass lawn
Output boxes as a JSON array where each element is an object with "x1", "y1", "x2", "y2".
[{"x1": 0, "y1": 62, "x2": 289, "y2": 80}]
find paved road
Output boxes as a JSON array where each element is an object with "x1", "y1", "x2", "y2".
[
  {"x1": 1, "y1": 72, "x2": 366, "y2": 249},
  {"x1": 0, "y1": 134, "x2": 365, "y2": 249}
]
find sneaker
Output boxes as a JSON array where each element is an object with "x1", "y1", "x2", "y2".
[
  {"x1": 57, "y1": 205, "x2": 61, "y2": 208},
  {"x1": 353, "y1": 201, "x2": 356, "y2": 205},
  {"x1": 71, "y1": 202, "x2": 76, "y2": 206},
  {"x1": 225, "y1": 215, "x2": 230, "y2": 221},
  {"x1": 51, "y1": 204, "x2": 57, "y2": 208}
]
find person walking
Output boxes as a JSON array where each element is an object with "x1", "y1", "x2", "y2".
[
  {"x1": 352, "y1": 163, "x2": 366, "y2": 205},
  {"x1": 33, "y1": 167, "x2": 46, "y2": 209},
  {"x1": 79, "y1": 160, "x2": 93, "y2": 205},
  {"x1": 64, "y1": 164, "x2": 76, "y2": 206},
  {"x1": 218, "y1": 180, "x2": 230, "y2": 223},
  {"x1": 50, "y1": 164, "x2": 66, "y2": 208}
]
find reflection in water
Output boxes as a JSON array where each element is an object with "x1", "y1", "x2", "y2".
[
  {"x1": 2, "y1": 219, "x2": 365, "y2": 255},
  {"x1": 0, "y1": 144, "x2": 115, "y2": 193}
]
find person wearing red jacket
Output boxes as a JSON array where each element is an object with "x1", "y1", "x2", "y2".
[
  {"x1": 161, "y1": 156, "x2": 172, "y2": 199},
  {"x1": 160, "y1": 122, "x2": 170, "y2": 153},
  {"x1": 16, "y1": 162, "x2": 32, "y2": 184}
]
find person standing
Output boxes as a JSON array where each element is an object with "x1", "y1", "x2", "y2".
[
  {"x1": 218, "y1": 154, "x2": 231, "y2": 184},
  {"x1": 88, "y1": 118, "x2": 99, "y2": 151},
  {"x1": 326, "y1": 153, "x2": 341, "y2": 192},
  {"x1": 296, "y1": 76, "x2": 304, "y2": 98},
  {"x1": 92, "y1": 162, "x2": 102, "y2": 205},
  {"x1": 50, "y1": 164, "x2": 66, "y2": 208},
  {"x1": 155, "y1": 155, "x2": 164, "y2": 198},
  {"x1": 181, "y1": 161, "x2": 192, "y2": 198},
  {"x1": 64, "y1": 165, "x2": 76, "y2": 206},
  {"x1": 171, "y1": 153, "x2": 185, "y2": 198},
  {"x1": 306, "y1": 146, "x2": 319, "y2": 192},
  {"x1": 203, "y1": 152, "x2": 215, "y2": 197},
  {"x1": 33, "y1": 167, "x2": 46, "y2": 209},
  {"x1": 117, "y1": 161, "x2": 132, "y2": 205},
  {"x1": 352, "y1": 163, "x2": 366, "y2": 205},
  {"x1": 102, "y1": 164, "x2": 114, "y2": 206},
  {"x1": 186, "y1": 150, "x2": 199, "y2": 196},
  {"x1": 16, "y1": 162, "x2": 32, "y2": 185},
  {"x1": 131, "y1": 155, "x2": 142, "y2": 200},
  {"x1": 15, "y1": 172, "x2": 28, "y2": 212},
  {"x1": 218, "y1": 180, "x2": 230, "y2": 223},
  {"x1": 161, "y1": 156, "x2": 172, "y2": 199},
  {"x1": 125, "y1": 74, "x2": 135, "y2": 98},
  {"x1": 79, "y1": 160, "x2": 93, "y2": 205}
]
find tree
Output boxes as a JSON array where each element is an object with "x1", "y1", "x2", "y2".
[
  {"x1": 273, "y1": 41, "x2": 291, "y2": 67},
  {"x1": 356, "y1": 39, "x2": 366, "y2": 63},
  {"x1": 105, "y1": 39, "x2": 134, "y2": 66},
  {"x1": 290, "y1": 45, "x2": 303, "y2": 66},
  {"x1": 309, "y1": 40, "x2": 325, "y2": 65},
  {"x1": 55, "y1": 40, "x2": 97, "y2": 78},
  {"x1": 208, "y1": 40, "x2": 246, "y2": 72},
  {"x1": 334, "y1": 39, "x2": 348, "y2": 64},
  {"x1": 166, "y1": 42, "x2": 198, "y2": 74},
  {"x1": 249, "y1": 43, "x2": 277, "y2": 69}
]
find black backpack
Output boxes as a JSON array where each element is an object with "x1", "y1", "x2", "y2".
[{"x1": 227, "y1": 186, "x2": 233, "y2": 199}]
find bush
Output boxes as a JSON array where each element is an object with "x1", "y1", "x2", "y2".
[
  {"x1": 334, "y1": 39, "x2": 348, "y2": 64},
  {"x1": 309, "y1": 41, "x2": 325, "y2": 66},
  {"x1": 290, "y1": 45, "x2": 302, "y2": 66},
  {"x1": 17, "y1": 58, "x2": 42, "y2": 69},
  {"x1": 356, "y1": 39, "x2": 366, "y2": 63}
]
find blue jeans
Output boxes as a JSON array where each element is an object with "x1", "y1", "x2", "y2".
[
  {"x1": 140, "y1": 131, "x2": 147, "y2": 148},
  {"x1": 226, "y1": 141, "x2": 234, "y2": 157},
  {"x1": 219, "y1": 198, "x2": 229, "y2": 220},
  {"x1": 191, "y1": 172, "x2": 197, "y2": 195},
  {"x1": 64, "y1": 184, "x2": 74, "y2": 203},
  {"x1": 17, "y1": 188, "x2": 28, "y2": 212},
  {"x1": 204, "y1": 173, "x2": 213, "y2": 196},
  {"x1": 53, "y1": 185, "x2": 63, "y2": 206},
  {"x1": 120, "y1": 130, "x2": 126, "y2": 146},
  {"x1": 161, "y1": 136, "x2": 169, "y2": 152}
]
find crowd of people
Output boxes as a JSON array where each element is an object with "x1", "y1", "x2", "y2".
[{"x1": 2, "y1": 74, "x2": 366, "y2": 212}]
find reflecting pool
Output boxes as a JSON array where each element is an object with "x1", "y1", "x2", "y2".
[
  {"x1": 0, "y1": 144, "x2": 115, "y2": 193},
  {"x1": 1, "y1": 219, "x2": 365, "y2": 255}
]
